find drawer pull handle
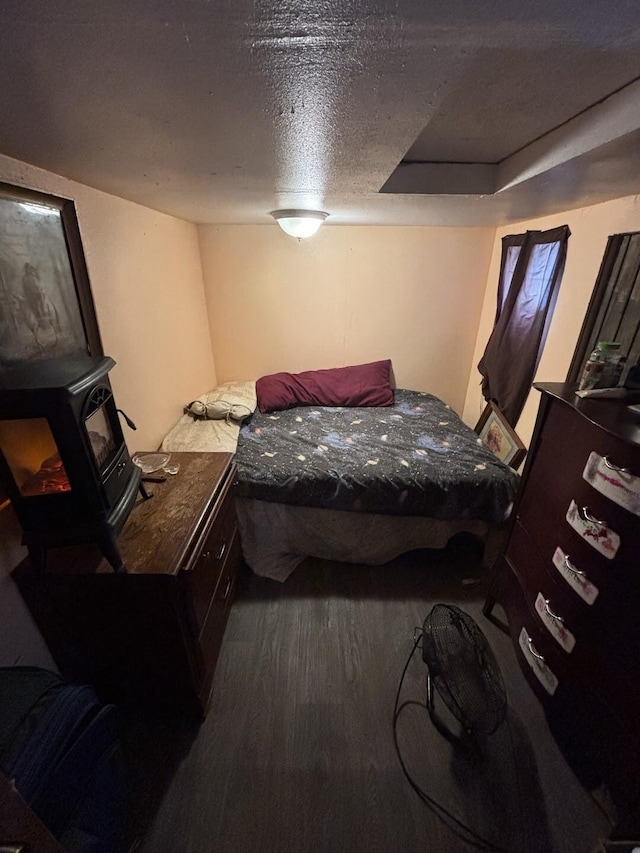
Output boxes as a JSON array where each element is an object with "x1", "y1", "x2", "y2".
[
  {"x1": 525, "y1": 634, "x2": 545, "y2": 662},
  {"x1": 563, "y1": 555, "x2": 586, "y2": 578},
  {"x1": 543, "y1": 600, "x2": 564, "y2": 624},
  {"x1": 603, "y1": 456, "x2": 630, "y2": 474},
  {"x1": 219, "y1": 575, "x2": 232, "y2": 601},
  {"x1": 581, "y1": 506, "x2": 607, "y2": 527},
  {"x1": 202, "y1": 541, "x2": 227, "y2": 562}
]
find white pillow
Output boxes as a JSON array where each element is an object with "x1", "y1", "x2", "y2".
[{"x1": 161, "y1": 380, "x2": 256, "y2": 453}]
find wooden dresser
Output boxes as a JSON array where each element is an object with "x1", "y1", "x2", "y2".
[
  {"x1": 13, "y1": 452, "x2": 241, "y2": 717},
  {"x1": 485, "y1": 383, "x2": 640, "y2": 836}
]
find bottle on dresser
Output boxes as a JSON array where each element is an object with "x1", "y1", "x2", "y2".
[{"x1": 578, "y1": 341, "x2": 622, "y2": 391}]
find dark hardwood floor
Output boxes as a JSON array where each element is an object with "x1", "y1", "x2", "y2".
[{"x1": 124, "y1": 539, "x2": 611, "y2": 853}]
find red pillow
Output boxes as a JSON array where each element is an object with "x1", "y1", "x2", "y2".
[{"x1": 256, "y1": 360, "x2": 394, "y2": 413}]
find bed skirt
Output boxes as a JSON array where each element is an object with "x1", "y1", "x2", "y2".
[{"x1": 235, "y1": 497, "x2": 507, "y2": 582}]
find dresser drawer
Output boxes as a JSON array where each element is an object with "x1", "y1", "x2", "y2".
[
  {"x1": 196, "y1": 529, "x2": 241, "y2": 709},
  {"x1": 184, "y1": 475, "x2": 237, "y2": 632},
  {"x1": 528, "y1": 397, "x2": 640, "y2": 503}
]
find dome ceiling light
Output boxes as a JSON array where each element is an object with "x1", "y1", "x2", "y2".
[{"x1": 271, "y1": 209, "x2": 328, "y2": 239}]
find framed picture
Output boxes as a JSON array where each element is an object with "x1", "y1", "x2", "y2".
[
  {"x1": 0, "y1": 181, "x2": 103, "y2": 368},
  {"x1": 474, "y1": 401, "x2": 527, "y2": 471}
]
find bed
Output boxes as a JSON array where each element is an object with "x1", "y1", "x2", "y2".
[{"x1": 161, "y1": 368, "x2": 520, "y2": 582}]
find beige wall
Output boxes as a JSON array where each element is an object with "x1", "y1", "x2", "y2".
[
  {"x1": 0, "y1": 154, "x2": 215, "y2": 663},
  {"x1": 463, "y1": 194, "x2": 640, "y2": 447},
  {"x1": 198, "y1": 224, "x2": 495, "y2": 413}
]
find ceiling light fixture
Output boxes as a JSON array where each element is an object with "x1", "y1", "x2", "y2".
[{"x1": 271, "y1": 209, "x2": 328, "y2": 239}]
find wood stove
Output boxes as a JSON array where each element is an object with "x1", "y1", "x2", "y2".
[{"x1": 0, "y1": 355, "x2": 141, "y2": 571}]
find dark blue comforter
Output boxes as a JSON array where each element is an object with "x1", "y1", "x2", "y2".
[{"x1": 235, "y1": 389, "x2": 519, "y2": 522}]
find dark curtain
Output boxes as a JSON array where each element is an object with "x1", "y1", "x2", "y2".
[{"x1": 478, "y1": 225, "x2": 570, "y2": 427}]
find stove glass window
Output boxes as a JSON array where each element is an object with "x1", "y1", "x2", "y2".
[
  {"x1": 85, "y1": 404, "x2": 116, "y2": 469},
  {"x1": 0, "y1": 418, "x2": 71, "y2": 496}
]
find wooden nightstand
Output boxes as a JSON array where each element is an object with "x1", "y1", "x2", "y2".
[{"x1": 13, "y1": 452, "x2": 241, "y2": 717}]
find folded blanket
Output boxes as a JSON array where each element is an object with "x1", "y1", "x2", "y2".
[{"x1": 161, "y1": 380, "x2": 257, "y2": 453}]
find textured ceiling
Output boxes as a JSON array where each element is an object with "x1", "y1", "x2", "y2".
[{"x1": 1, "y1": 0, "x2": 640, "y2": 227}]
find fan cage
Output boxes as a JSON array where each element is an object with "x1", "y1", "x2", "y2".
[{"x1": 422, "y1": 604, "x2": 507, "y2": 735}]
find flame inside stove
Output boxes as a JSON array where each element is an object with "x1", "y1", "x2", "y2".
[
  {"x1": 21, "y1": 452, "x2": 71, "y2": 496},
  {"x1": 0, "y1": 417, "x2": 72, "y2": 497}
]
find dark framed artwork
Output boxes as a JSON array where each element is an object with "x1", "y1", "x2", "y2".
[
  {"x1": 0, "y1": 181, "x2": 103, "y2": 368},
  {"x1": 474, "y1": 401, "x2": 527, "y2": 471}
]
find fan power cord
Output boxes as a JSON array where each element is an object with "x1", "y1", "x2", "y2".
[{"x1": 392, "y1": 630, "x2": 508, "y2": 853}]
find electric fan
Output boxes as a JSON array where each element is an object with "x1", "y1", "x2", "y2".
[{"x1": 421, "y1": 604, "x2": 506, "y2": 737}]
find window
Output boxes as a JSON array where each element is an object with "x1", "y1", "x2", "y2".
[
  {"x1": 496, "y1": 237, "x2": 522, "y2": 316},
  {"x1": 478, "y1": 225, "x2": 570, "y2": 427}
]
